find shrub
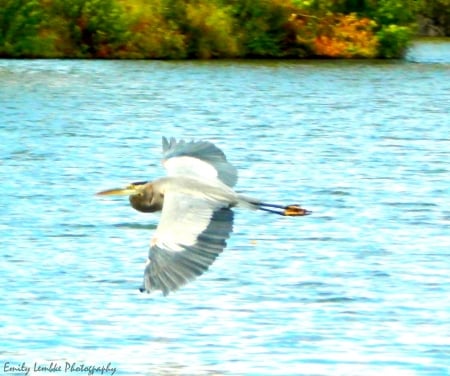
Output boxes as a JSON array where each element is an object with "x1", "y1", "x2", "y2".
[
  {"x1": 376, "y1": 24, "x2": 412, "y2": 58},
  {"x1": 314, "y1": 13, "x2": 378, "y2": 58}
]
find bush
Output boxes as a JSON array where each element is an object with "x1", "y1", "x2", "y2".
[
  {"x1": 314, "y1": 13, "x2": 378, "y2": 58},
  {"x1": 376, "y1": 24, "x2": 412, "y2": 58}
]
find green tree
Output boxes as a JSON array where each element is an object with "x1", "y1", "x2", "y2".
[
  {"x1": 0, "y1": 0, "x2": 53, "y2": 56},
  {"x1": 230, "y1": 0, "x2": 297, "y2": 57},
  {"x1": 49, "y1": 0, "x2": 130, "y2": 57},
  {"x1": 372, "y1": 0, "x2": 418, "y2": 25},
  {"x1": 184, "y1": 1, "x2": 240, "y2": 58},
  {"x1": 116, "y1": 0, "x2": 187, "y2": 58},
  {"x1": 156, "y1": 0, "x2": 240, "y2": 58}
]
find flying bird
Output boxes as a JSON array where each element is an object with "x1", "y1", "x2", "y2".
[{"x1": 97, "y1": 137, "x2": 311, "y2": 295}]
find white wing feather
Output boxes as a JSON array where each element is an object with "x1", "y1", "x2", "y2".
[
  {"x1": 161, "y1": 137, "x2": 238, "y2": 187},
  {"x1": 152, "y1": 191, "x2": 216, "y2": 251},
  {"x1": 141, "y1": 190, "x2": 234, "y2": 295}
]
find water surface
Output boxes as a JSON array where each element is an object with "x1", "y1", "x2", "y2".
[{"x1": 1, "y1": 41, "x2": 449, "y2": 375}]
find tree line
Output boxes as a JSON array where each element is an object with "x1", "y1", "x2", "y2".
[{"x1": 0, "y1": 0, "x2": 448, "y2": 59}]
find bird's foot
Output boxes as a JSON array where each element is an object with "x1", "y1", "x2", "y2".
[{"x1": 283, "y1": 205, "x2": 312, "y2": 216}]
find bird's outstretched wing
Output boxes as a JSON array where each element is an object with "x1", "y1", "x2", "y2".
[
  {"x1": 140, "y1": 190, "x2": 234, "y2": 295},
  {"x1": 162, "y1": 137, "x2": 238, "y2": 187}
]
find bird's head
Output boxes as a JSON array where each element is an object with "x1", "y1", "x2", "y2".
[{"x1": 96, "y1": 181, "x2": 162, "y2": 213}]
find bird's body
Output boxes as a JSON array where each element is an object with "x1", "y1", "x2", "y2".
[
  {"x1": 97, "y1": 137, "x2": 310, "y2": 295},
  {"x1": 129, "y1": 176, "x2": 238, "y2": 213}
]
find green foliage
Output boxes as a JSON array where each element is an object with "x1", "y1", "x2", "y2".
[
  {"x1": 376, "y1": 24, "x2": 412, "y2": 58},
  {"x1": 231, "y1": 0, "x2": 297, "y2": 57},
  {"x1": 118, "y1": 0, "x2": 241, "y2": 59},
  {"x1": 0, "y1": 0, "x2": 425, "y2": 59},
  {"x1": 184, "y1": 1, "x2": 240, "y2": 58},
  {"x1": 116, "y1": 0, "x2": 187, "y2": 59},
  {"x1": 372, "y1": 0, "x2": 418, "y2": 26},
  {"x1": 0, "y1": 0, "x2": 53, "y2": 56},
  {"x1": 49, "y1": 0, "x2": 130, "y2": 57}
]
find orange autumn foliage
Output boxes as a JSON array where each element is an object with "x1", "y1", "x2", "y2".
[{"x1": 313, "y1": 13, "x2": 378, "y2": 58}]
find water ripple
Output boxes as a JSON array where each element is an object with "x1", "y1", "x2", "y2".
[{"x1": 1, "y1": 42, "x2": 450, "y2": 375}]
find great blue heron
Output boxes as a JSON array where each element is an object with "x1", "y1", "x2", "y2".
[{"x1": 97, "y1": 137, "x2": 311, "y2": 295}]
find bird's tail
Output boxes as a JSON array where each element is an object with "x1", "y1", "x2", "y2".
[{"x1": 237, "y1": 195, "x2": 311, "y2": 216}]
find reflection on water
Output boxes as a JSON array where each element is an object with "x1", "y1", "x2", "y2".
[{"x1": 1, "y1": 41, "x2": 449, "y2": 375}]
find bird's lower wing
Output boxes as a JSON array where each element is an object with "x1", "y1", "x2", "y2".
[{"x1": 140, "y1": 192, "x2": 234, "y2": 295}]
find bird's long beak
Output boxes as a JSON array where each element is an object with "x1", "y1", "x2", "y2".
[{"x1": 96, "y1": 184, "x2": 140, "y2": 196}]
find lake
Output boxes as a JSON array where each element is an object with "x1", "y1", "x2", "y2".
[{"x1": 1, "y1": 40, "x2": 449, "y2": 375}]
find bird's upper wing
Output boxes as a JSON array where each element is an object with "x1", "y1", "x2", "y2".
[
  {"x1": 140, "y1": 190, "x2": 234, "y2": 295},
  {"x1": 161, "y1": 137, "x2": 238, "y2": 187}
]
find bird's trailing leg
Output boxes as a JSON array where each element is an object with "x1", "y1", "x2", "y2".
[{"x1": 258, "y1": 202, "x2": 311, "y2": 216}]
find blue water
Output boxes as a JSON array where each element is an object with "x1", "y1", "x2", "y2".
[{"x1": 1, "y1": 41, "x2": 449, "y2": 375}]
